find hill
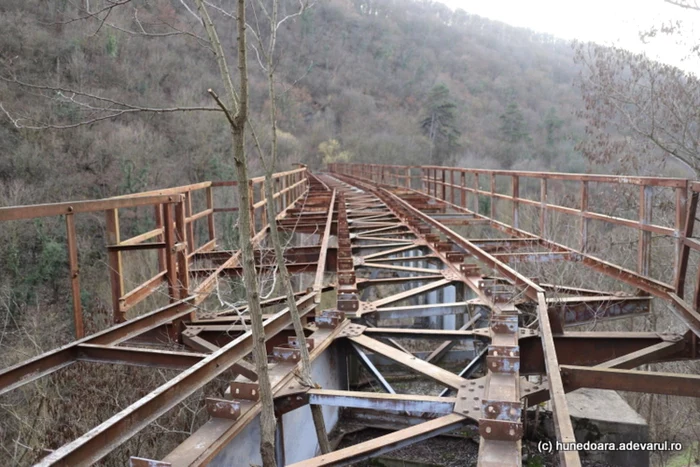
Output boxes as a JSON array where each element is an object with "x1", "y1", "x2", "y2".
[{"x1": 0, "y1": 0, "x2": 588, "y2": 206}]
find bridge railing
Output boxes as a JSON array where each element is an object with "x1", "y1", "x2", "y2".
[
  {"x1": 0, "y1": 167, "x2": 309, "y2": 336},
  {"x1": 328, "y1": 163, "x2": 700, "y2": 331}
]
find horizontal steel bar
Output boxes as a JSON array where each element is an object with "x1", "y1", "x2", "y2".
[
  {"x1": 287, "y1": 414, "x2": 468, "y2": 467},
  {"x1": 561, "y1": 365, "x2": 700, "y2": 397},
  {"x1": 0, "y1": 194, "x2": 183, "y2": 221},
  {"x1": 308, "y1": 389, "x2": 456, "y2": 414}
]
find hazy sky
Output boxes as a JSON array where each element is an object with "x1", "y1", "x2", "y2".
[{"x1": 439, "y1": 0, "x2": 699, "y2": 71}]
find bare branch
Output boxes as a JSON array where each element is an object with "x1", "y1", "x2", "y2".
[
  {"x1": 207, "y1": 88, "x2": 236, "y2": 128},
  {"x1": 179, "y1": 0, "x2": 203, "y2": 23},
  {"x1": 665, "y1": 0, "x2": 700, "y2": 10},
  {"x1": 0, "y1": 101, "x2": 221, "y2": 130},
  {"x1": 47, "y1": 0, "x2": 133, "y2": 26}
]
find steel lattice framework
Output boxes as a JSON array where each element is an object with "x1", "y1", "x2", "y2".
[{"x1": 0, "y1": 163, "x2": 698, "y2": 466}]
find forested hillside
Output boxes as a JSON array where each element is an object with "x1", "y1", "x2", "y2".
[{"x1": 1, "y1": 0, "x2": 587, "y2": 208}]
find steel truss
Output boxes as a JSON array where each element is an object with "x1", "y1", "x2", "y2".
[{"x1": 0, "y1": 164, "x2": 697, "y2": 466}]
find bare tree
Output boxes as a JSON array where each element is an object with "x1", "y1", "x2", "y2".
[
  {"x1": 574, "y1": 3, "x2": 700, "y2": 176},
  {"x1": 193, "y1": 0, "x2": 278, "y2": 464},
  {"x1": 246, "y1": 0, "x2": 332, "y2": 453}
]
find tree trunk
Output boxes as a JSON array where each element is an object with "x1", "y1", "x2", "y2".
[
  {"x1": 263, "y1": 177, "x2": 332, "y2": 454},
  {"x1": 194, "y1": 0, "x2": 277, "y2": 464}
]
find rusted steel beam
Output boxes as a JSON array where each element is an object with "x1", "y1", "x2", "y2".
[
  {"x1": 119, "y1": 271, "x2": 167, "y2": 313},
  {"x1": 313, "y1": 189, "x2": 336, "y2": 299},
  {"x1": 547, "y1": 295, "x2": 651, "y2": 327},
  {"x1": 373, "y1": 301, "x2": 469, "y2": 320},
  {"x1": 363, "y1": 327, "x2": 477, "y2": 339},
  {"x1": 287, "y1": 414, "x2": 469, "y2": 467},
  {"x1": 492, "y1": 251, "x2": 576, "y2": 263},
  {"x1": 76, "y1": 344, "x2": 206, "y2": 370},
  {"x1": 107, "y1": 242, "x2": 167, "y2": 252},
  {"x1": 561, "y1": 365, "x2": 700, "y2": 397},
  {"x1": 370, "y1": 278, "x2": 453, "y2": 309},
  {"x1": 360, "y1": 262, "x2": 442, "y2": 275},
  {"x1": 65, "y1": 213, "x2": 83, "y2": 338},
  {"x1": 105, "y1": 208, "x2": 126, "y2": 323},
  {"x1": 308, "y1": 389, "x2": 456, "y2": 414},
  {"x1": 675, "y1": 190, "x2": 697, "y2": 297},
  {"x1": 362, "y1": 243, "x2": 422, "y2": 260},
  {"x1": 163, "y1": 320, "x2": 345, "y2": 466},
  {"x1": 0, "y1": 298, "x2": 194, "y2": 396},
  {"x1": 375, "y1": 177, "x2": 674, "y2": 298},
  {"x1": 35, "y1": 294, "x2": 318, "y2": 466},
  {"x1": 597, "y1": 340, "x2": 688, "y2": 369},
  {"x1": 367, "y1": 254, "x2": 439, "y2": 263},
  {"x1": 535, "y1": 294, "x2": 581, "y2": 467},
  {"x1": 0, "y1": 194, "x2": 182, "y2": 221},
  {"x1": 349, "y1": 335, "x2": 464, "y2": 389},
  {"x1": 357, "y1": 274, "x2": 444, "y2": 288},
  {"x1": 519, "y1": 332, "x2": 687, "y2": 374}
]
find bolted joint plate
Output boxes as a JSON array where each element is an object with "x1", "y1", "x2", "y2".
[
  {"x1": 454, "y1": 377, "x2": 487, "y2": 420},
  {"x1": 337, "y1": 293, "x2": 360, "y2": 312},
  {"x1": 229, "y1": 381, "x2": 260, "y2": 401},
  {"x1": 441, "y1": 269, "x2": 462, "y2": 282},
  {"x1": 287, "y1": 336, "x2": 315, "y2": 350},
  {"x1": 206, "y1": 397, "x2": 241, "y2": 420},
  {"x1": 316, "y1": 310, "x2": 346, "y2": 329},
  {"x1": 338, "y1": 323, "x2": 366, "y2": 338},
  {"x1": 491, "y1": 315, "x2": 518, "y2": 334},
  {"x1": 486, "y1": 345, "x2": 520, "y2": 374},
  {"x1": 481, "y1": 400, "x2": 522, "y2": 422},
  {"x1": 479, "y1": 419, "x2": 523, "y2": 441}
]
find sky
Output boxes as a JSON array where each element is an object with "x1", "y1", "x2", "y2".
[{"x1": 439, "y1": 0, "x2": 700, "y2": 72}]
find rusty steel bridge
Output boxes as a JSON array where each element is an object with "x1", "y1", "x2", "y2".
[{"x1": 0, "y1": 163, "x2": 699, "y2": 466}]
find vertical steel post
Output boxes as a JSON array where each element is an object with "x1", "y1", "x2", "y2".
[
  {"x1": 638, "y1": 185, "x2": 653, "y2": 276},
  {"x1": 105, "y1": 208, "x2": 124, "y2": 323},
  {"x1": 206, "y1": 186, "x2": 216, "y2": 243},
  {"x1": 512, "y1": 175, "x2": 519, "y2": 230},
  {"x1": 540, "y1": 178, "x2": 548, "y2": 240},
  {"x1": 489, "y1": 173, "x2": 496, "y2": 220},
  {"x1": 65, "y1": 213, "x2": 83, "y2": 338},
  {"x1": 162, "y1": 203, "x2": 178, "y2": 302},
  {"x1": 580, "y1": 180, "x2": 588, "y2": 252}
]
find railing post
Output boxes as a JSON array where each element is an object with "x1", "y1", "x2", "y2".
[
  {"x1": 675, "y1": 190, "x2": 697, "y2": 297},
  {"x1": 206, "y1": 186, "x2": 216, "y2": 243},
  {"x1": 540, "y1": 179, "x2": 548, "y2": 239},
  {"x1": 490, "y1": 173, "x2": 496, "y2": 220},
  {"x1": 185, "y1": 191, "x2": 195, "y2": 253},
  {"x1": 674, "y1": 184, "x2": 688, "y2": 281},
  {"x1": 638, "y1": 185, "x2": 653, "y2": 276},
  {"x1": 174, "y1": 200, "x2": 190, "y2": 304},
  {"x1": 512, "y1": 175, "x2": 519, "y2": 229},
  {"x1": 580, "y1": 181, "x2": 588, "y2": 252},
  {"x1": 155, "y1": 205, "x2": 166, "y2": 272},
  {"x1": 442, "y1": 169, "x2": 446, "y2": 201},
  {"x1": 65, "y1": 213, "x2": 84, "y2": 338},
  {"x1": 162, "y1": 203, "x2": 178, "y2": 302},
  {"x1": 473, "y1": 173, "x2": 480, "y2": 213},
  {"x1": 460, "y1": 171, "x2": 466, "y2": 208},
  {"x1": 105, "y1": 208, "x2": 125, "y2": 323}
]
